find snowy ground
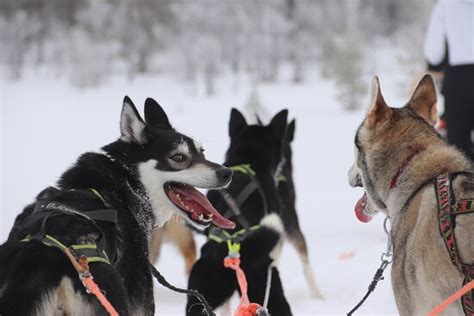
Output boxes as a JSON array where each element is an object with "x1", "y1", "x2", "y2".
[{"x1": 0, "y1": 70, "x2": 412, "y2": 315}]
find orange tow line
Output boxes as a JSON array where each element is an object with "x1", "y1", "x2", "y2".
[
  {"x1": 224, "y1": 256, "x2": 262, "y2": 316},
  {"x1": 427, "y1": 280, "x2": 474, "y2": 316},
  {"x1": 63, "y1": 247, "x2": 119, "y2": 316}
]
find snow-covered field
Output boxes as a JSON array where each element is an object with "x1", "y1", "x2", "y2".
[{"x1": 0, "y1": 71, "x2": 410, "y2": 315}]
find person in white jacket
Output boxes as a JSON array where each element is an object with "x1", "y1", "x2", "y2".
[{"x1": 424, "y1": 0, "x2": 474, "y2": 161}]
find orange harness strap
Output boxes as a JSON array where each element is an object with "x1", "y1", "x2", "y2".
[
  {"x1": 64, "y1": 248, "x2": 119, "y2": 316},
  {"x1": 427, "y1": 280, "x2": 474, "y2": 316},
  {"x1": 224, "y1": 256, "x2": 262, "y2": 316}
]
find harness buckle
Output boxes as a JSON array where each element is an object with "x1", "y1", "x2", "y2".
[
  {"x1": 227, "y1": 240, "x2": 241, "y2": 258},
  {"x1": 256, "y1": 307, "x2": 270, "y2": 316},
  {"x1": 381, "y1": 252, "x2": 393, "y2": 264},
  {"x1": 381, "y1": 217, "x2": 394, "y2": 264}
]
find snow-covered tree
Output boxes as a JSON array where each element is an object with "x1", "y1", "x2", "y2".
[{"x1": 0, "y1": 0, "x2": 437, "y2": 91}]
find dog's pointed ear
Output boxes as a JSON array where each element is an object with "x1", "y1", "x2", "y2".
[
  {"x1": 144, "y1": 98, "x2": 172, "y2": 130},
  {"x1": 268, "y1": 109, "x2": 288, "y2": 141},
  {"x1": 286, "y1": 119, "x2": 296, "y2": 142},
  {"x1": 120, "y1": 96, "x2": 146, "y2": 144},
  {"x1": 367, "y1": 76, "x2": 391, "y2": 128},
  {"x1": 408, "y1": 74, "x2": 438, "y2": 126},
  {"x1": 229, "y1": 108, "x2": 248, "y2": 138}
]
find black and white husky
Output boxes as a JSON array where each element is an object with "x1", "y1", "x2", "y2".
[{"x1": 0, "y1": 97, "x2": 234, "y2": 315}]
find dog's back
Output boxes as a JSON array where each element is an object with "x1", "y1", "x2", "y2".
[{"x1": 0, "y1": 188, "x2": 129, "y2": 316}]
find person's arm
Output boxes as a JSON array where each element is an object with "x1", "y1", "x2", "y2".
[{"x1": 424, "y1": 2, "x2": 446, "y2": 68}]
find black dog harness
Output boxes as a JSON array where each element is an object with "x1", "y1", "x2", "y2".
[
  {"x1": 21, "y1": 188, "x2": 118, "y2": 264},
  {"x1": 436, "y1": 173, "x2": 474, "y2": 315},
  {"x1": 208, "y1": 164, "x2": 268, "y2": 244},
  {"x1": 16, "y1": 188, "x2": 122, "y2": 315},
  {"x1": 17, "y1": 188, "x2": 218, "y2": 316},
  {"x1": 208, "y1": 164, "x2": 273, "y2": 316}
]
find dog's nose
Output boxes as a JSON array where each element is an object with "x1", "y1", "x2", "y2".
[
  {"x1": 216, "y1": 168, "x2": 232, "y2": 182},
  {"x1": 348, "y1": 164, "x2": 363, "y2": 187}
]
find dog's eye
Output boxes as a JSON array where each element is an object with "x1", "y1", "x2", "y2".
[{"x1": 170, "y1": 154, "x2": 186, "y2": 163}]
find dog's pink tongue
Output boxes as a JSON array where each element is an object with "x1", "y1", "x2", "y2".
[
  {"x1": 355, "y1": 193, "x2": 374, "y2": 223},
  {"x1": 173, "y1": 186, "x2": 236, "y2": 230}
]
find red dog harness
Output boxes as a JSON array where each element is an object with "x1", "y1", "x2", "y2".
[{"x1": 436, "y1": 173, "x2": 474, "y2": 315}]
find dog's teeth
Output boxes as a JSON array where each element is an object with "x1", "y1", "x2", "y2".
[
  {"x1": 208, "y1": 213, "x2": 214, "y2": 218},
  {"x1": 199, "y1": 214, "x2": 204, "y2": 221}
]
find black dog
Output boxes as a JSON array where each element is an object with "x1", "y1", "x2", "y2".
[
  {"x1": 186, "y1": 108, "x2": 292, "y2": 315},
  {"x1": 0, "y1": 97, "x2": 233, "y2": 315}
]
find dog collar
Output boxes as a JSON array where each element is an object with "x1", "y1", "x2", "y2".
[{"x1": 389, "y1": 151, "x2": 419, "y2": 190}]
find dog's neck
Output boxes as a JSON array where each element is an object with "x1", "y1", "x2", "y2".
[
  {"x1": 385, "y1": 144, "x2": 472, "y2": 219},
  {"x1": 112, "y1": 159, "x2": 160, "y2": 235},
  {"x1": 225, "y1": 161, "x2": 281, "y2": 224},
  {"x1": 388, "y1": 151, "x2": 420, "y2": 190},
  {"x1": 136, "y1": 160, "x2": 174, "y2": 230}
]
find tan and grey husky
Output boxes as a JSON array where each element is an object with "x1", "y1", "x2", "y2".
[
  {"x1": 348, "y1": 74, "x2": 474, "y2": 315},
  {"x1": 149, "y1": 220, "x2": 197, "y2": 274}
]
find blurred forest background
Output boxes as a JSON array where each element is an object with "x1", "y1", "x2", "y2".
[{"x1": 0, "y1": 0, "x2": 435, "y2": 109}]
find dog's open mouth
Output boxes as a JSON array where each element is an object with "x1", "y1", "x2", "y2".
[
  {"x1": 164, "y1": 182, "x2": 235, "y2": 229},
  {"x1": 354, "y1": 193, "x2": 377, "y2": 223},
  {"x1": 350, "y1": 172, "x2": 377, "y2": 223}
]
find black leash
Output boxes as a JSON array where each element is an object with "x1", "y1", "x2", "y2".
[
  {"x1": 347, "y1": 217, "x2": 393, "y2": 316},
  {"x1": 347, "y1": 259, "x2": 390, "y2": 316},
  {"x1": 149, "y1": 263, "x2": 215, "y2": 316}
]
